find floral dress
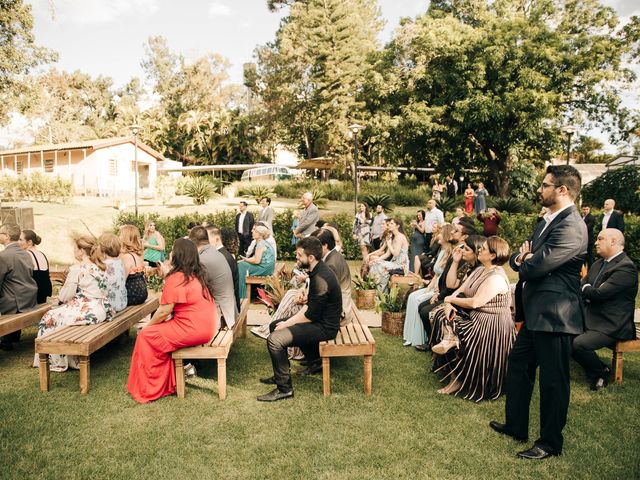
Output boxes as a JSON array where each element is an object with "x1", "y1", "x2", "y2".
[
  {"x1": 34, "y1": 262, "x2": 111, "y2": 372},
  {"x1": 105, "y1": 258, "x2": 128, "y2": 313},
  {"x1": 353, "y1": 213, "x2": 372, "y2": 247},
  {"x1": 369, "y1": 245, "x2": 409, "y2": 292}
]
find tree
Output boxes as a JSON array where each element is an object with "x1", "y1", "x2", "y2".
[
  {"x1": 573, "y1": 135, "x2": 608, "y2": 163},
  {"x1": 0, "y1": 0, "x2": 57, "y2": 124},
  {"x1": 366, "y1": 0, "x2": 639, "y2": 196}
]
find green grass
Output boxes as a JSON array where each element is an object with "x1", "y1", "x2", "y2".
[{"x1": 1, "y1": 325, "x2": 639, "y2": 480}]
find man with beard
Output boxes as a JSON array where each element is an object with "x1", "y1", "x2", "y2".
[
  {"x1": 257, "y1": 237, "x2": 342, "y2": 402},
  {"x1": 490, "y1": 165, "x2": 587, "y2": 460}
]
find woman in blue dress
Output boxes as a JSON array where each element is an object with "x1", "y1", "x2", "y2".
[
  {"x1": 409, "y1": 210, "x2": 427, "y2": 273},
  {"x1": 238, "y1": 225, "x2": 276, "y2": 299},
  {"x1": 474, "y1": 182, "x2": 489, "y2": 214}
]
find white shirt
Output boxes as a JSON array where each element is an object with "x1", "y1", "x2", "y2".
[
  {"x1": 424, "y1": 208, "x2": 444, "y2": 233},
  {"x1": 238, "y1": 211, "x2": 246, "y2": 234},
  {"x1": 539, "y1": 203, "x2": 574, "y2": 236},
  {"x1": 602, "y1": 211, "x2": 612, "y2": 230}
]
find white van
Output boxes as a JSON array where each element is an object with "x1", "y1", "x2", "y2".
[{"x1": 241, "y1": 166, "x2": 293, "y2": 182}]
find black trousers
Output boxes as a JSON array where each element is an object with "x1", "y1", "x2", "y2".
[
  {"x1": 572, "y1": 330, "x2": 615, "y2": 381},
  {"x1": 238, "y1": 234, "x2": 252, "y2": 257},
  {"x1": 418, "y1": 299, "x2": 442, "y2": 342},
  {"x1": 504, "y1": 325, "x2": 574, "y2": 454},
  {"x1": 267, "y1": 319, "x2": 335, "y2": 393},
  {"x1": 372, "y1": 237, "x2": 382, "y2": 251}
]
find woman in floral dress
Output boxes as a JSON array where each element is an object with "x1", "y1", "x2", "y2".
[
  {"x1": 353, "y1": 203, "x2": 372, "y2": 264},
  {"x1": 33, "y1": 236, "x2": 111, "y2": 372},
  {"x1": 368, "y1": 218, "x2": 409, "y2": 292},
  {"x1": 99, "y1": 232, "x2": 128, "y2": 313}
]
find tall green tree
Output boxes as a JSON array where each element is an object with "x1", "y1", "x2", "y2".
[{"x1": 367, "y1": 0, "x2": 639, "y2": 195}]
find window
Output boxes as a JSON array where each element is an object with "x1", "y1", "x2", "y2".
[
  {"x1": 44, "y1": 159, "x2": 54, "y2": 173},
  {"x1": 16, "y1": 161, "x2": 23, "y2": 175},
  {"x1": 109, "y1": 159, "x2": 118, "y2": 176}
]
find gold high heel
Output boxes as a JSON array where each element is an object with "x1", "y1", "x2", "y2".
[{"x1": 432, "y1": 322, "x2": 460, "y2": 355}]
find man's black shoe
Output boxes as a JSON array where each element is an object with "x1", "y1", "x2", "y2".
[
  {"x1": 489, "y1": 421, "x2": 527, "y2": 443},
  {"x1": 257, "y1": 388, "x2": 294, "y2": 402},
  {"x1": 301, "y1": 362, "x2": 322, "y2": 375},
  {"x1": 517, "y1": 445, "x2": 557, "y2": 460},
  {"x1": 259, "y1": 376, "x2": 276, "y2": 385},
  {"x1": 590, "y1": 376, "x2": 609, "y2": 391}
]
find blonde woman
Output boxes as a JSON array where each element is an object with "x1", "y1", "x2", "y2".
[
  {"x1": 99, "y1": 233, "x2": 128, "y2": 313},
  {"x1": 33, "y1": 236, "x2": 111, "y2": 372},
  {"x1": 237, "y1": 225, "x2": 275, "y2": 299},
  {"x1": 143, "y1": 220, "x2": 166, "y2": 267},
  {"x1": 119, "y1": 225, "x2": 148, "y2": 306}
]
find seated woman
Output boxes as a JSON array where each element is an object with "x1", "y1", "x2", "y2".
[
  {"x1": 245, "y1": 222, "x2": 278, "y2": 260},
  {"x1": 119, "y1": 225, "x2": 149, "y2": 306},
  {"x1": 143, "y1": 220, "x2": 166, "y2": 267},
  {"x1": 402, "y1": 224, "x2": 455, "y2": 347},
  {"x1": 99, "y1": 232, "x2": 128, "y2": 314},
  {"x1": 127, "y1": 239, "x2": 217, "y2": 403},
  {"x1": 33, "y1": 236, "x2": 111, "y2": 372},
  {"x1": 19, "y1": 229, "x2": 52, "y2": 304},
  {"x1": 368, "y1": 218, "x2": 409, "y2": 292},
  {"x1": 433, "y1": 236, "x2": 515, "y2": 401},
  {"x1": 237, "y1": 225, "x2": 276, "y2": 299}
]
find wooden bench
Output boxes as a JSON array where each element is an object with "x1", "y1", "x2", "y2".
[
  {"x1": 245, "y1": 262, "x2": 285, "y2": 302},
  {"x1": 0, "y1": 304, "x2": 52, "y2": 338},
  {"x1": 611, "y1": 322, "x2": 640, "y2": 384},
  {"x1": 319, "y1": 305, "x2": 376, "y2": 396},
  {"x1": 172, "y1": 297, "x2": 250, "y2": 400},
  {"x1": 35, "y1": 294, "x2": 160, "y2": 394}
]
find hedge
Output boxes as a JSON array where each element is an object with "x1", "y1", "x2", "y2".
[{"x1": 113, "y1": 210, "x2": 640, "y2": 265}]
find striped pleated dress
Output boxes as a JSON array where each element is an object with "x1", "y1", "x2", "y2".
[{"x1": 438, "y1": 266, "x2": 516, "y2": 402}]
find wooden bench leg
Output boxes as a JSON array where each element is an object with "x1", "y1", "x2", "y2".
[
  {"x1": 364, "y1": 355, "x2": 372, "y2": 395},
  {"x1": 322, "y1": 357, "x2": 331, "y2": 396},
  {"x1": 79, "y1": 356, "x2": 90, "y2": 395},
  {"x1": 175, "y1": 359, "x2": 185, "y2": 398},
  {"x1": 217, "y1": 358, "x2": 227, "y2": 400},
  {"x1": 612, "y1": 350, "x2": 623, "y2": 385},
  {"x1": 39, "y1": 353, "x2": 50, "y2": 392}
]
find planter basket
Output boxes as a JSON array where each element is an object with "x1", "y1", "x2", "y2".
[
  {"x1": 356, "y1": 289, "x2": 377, "y2": 310},
  {"x1": 381, "y1": 311, "x2": 405, "y2": 336}
]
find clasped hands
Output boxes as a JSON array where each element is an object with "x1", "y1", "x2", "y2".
[{"x1": 517, "y1": 240, "x2": 533, "y2": 263}]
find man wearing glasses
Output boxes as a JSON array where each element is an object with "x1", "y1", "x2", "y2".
[{"x1": 490, "y1": 165, "x2": 587, "y2": 460}]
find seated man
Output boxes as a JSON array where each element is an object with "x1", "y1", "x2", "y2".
[
  {"x1": 572, "y1": 228, "x2": 638, "y2": 391},
  {"x1": 0, "y1": 223, "x2": 38, "y2": 350},
  {"x1": 257, "y1": 237, "x2": 342, "y2": 402},
  {"x1": 315, "y1": 229, "x2": 353, "y2": 325}
]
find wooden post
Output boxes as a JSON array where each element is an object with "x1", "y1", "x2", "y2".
[
  {"x1": 322, "y1": 357, "x2": 331, "y2": 396},
  {"x1": 27, "y1": 152, "x2": 30, "y2": 174},
  {"x1": 39, "y1": 354, "x2": 50, "y2": 392},
  {"x1": 364, "y1": 355, "x2": 372, "y2": 395},
  {"x1": 79, "y1": 356, "x2": 90, "y2": 395},
  {"x1": 41, "y1": 150, "x2": 44, "y2": 173},
  {"x1": 175, "y1": 358, "x2": 185, "y2": 398},
  {"x1": 54, "y1": 150, "x2": 58, "y2": 172},
  {"x1": 612, "y1": 350, "x2": 623, "y2": 384},
  {"x1": 217, "y1": 358, "x2": 227, "y2": 400},
  {"x1": 1, "y1": 155, "x2": 4, "y2": 173}
]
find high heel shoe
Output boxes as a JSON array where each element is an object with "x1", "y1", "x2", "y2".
[{"x1": 432, "y1": 334, "x2": 459, "y2": 355}]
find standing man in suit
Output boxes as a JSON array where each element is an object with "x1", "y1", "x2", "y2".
[
  {"x1": 206, "y1": 225, "x2": 240, "y2": 311},
  {"x1": 572, "y1": 228, "x2": 638, "y2": 391},
  {"x1": 582, "y1": 205, "x2": 596, "y2": 268},
  {"x1": 601, "y1": 198, "x2": 625, "y2": 232},
  {"x1": 316, "y1": 229, "x2": 353, "y2": 326},
  {"x1": 189, "y1": 227, "x2": 238, "y2": 330},
  {"x1": 294, "y1": 192, "x2": 320, "y2": 239},
  {"x1": 0, "y1": 223, "x2": 38, "y2": 350},
  {"x1": 235, "y1": 201, "x2": 254, "y2": 256},
  {"x1": 258, "y1": 197, "x2": 274, "y2": 233},
  {"x1": 490, "y1": 165, "x2": 587, "y2": 460}
]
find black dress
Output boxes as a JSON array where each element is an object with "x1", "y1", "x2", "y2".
[
  {"x1": 125, "y1": 253, "x2": 148, "y2": 306},
  {"x1": 29, "y1": 250, "x2": 52, "y2": 304}
]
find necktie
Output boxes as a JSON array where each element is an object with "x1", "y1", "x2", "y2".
[{"x1": 592, "y1": 260, "x2": 608, "y2": 286}]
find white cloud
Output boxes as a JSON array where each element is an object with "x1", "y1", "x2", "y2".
[
  {"x1": 54, "y1": 0, "x2": 159, "y2": 25},
  {"x1": 209, "y1": 1, "x2": 233, "y2": 17}
]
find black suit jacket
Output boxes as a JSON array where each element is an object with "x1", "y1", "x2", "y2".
[
  {"x1": 235, "y1": 211, "x2": 254, "y2": 237},
  {"x1": 509, "y1": 205, "x2": 587, "y2": 335},
  {"x1": 601, "y1": 210, "x2": 625, "y2": 232},
  {"x1": 218, "y1": 246, "x2": 240, "y2": 310},
  {"x1": 583, "y1": 213, "x2": 595, "y2": 246},
  {"x1": 582, "y1": 252, "x2": 638, "y2": 340}
]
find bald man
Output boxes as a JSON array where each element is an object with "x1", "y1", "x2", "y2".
[
  {"x1": 601, "y1": 199, "x2": 625, "y2": 232},
  {"x1": 294, "y1": 192, "x2": 320, "y2": 238},
  {"x1": 572, "y1": 228, "x2": 638, "y2": 391}
]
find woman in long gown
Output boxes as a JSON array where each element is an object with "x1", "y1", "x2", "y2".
[
  {"x1": 402, "y1": 224, "x2": 455, "y2": 347},
  {"x1": 353, "y1": 203, "x2": 372, "y2": 264},
  {"x1": 433, "y1": 236, "x2": 515, "y2": 401},
  {"x1": 368, "y1": 218, "x2": 409, "y2": 292},
  {"x1": 408, "y1": 210, "x2": 427, "y2": 273},
  {"x1": 237, "y1": 225, "x2": 276, "y2": 299},
  {"x1": 464, "y1": 184, "x2": 475, "y2": 214},
  {"x1": 474, "y1": 182, "x2": 489, "y2": 214},
  {"x1": 19, "y1": 229, "x2": 52, "y2": 304},
  {"x1": 33, "y1": 236, "x2": 111, "y2": 371},
  {"x1": 127, "y1": 239, "x2": 217, "y2": 403}
]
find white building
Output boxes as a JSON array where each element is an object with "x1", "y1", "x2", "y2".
[{"x1": 0, "y1": 137, "x2": 166, "y2": 196}]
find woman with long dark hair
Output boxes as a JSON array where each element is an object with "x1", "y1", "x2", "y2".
[
  {"x1": 127, "y1": 239, "x2": 217, "y2": 403},
  {"x1": 19, "y1": 229, "x2": 52, "y2": 304}
]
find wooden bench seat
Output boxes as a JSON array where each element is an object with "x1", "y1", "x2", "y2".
[
  {"x1": 35, "y1": 294, "x2": 160, "y2": 394},
  {"x1": 245, "y1": 262, "x2": 285, "y2": 301},
  {"x1": 0, "y1": 304, "x2": 52, "y2": 338},
  {"x1": 172, "y1": 297, "x2": 250, "y2": 400},
  {"x1": 611, "y1": 323, "x2": 640, "y2": 384},
  {"x1": 319, "y1": 306, "x2": 376, "y2": 396}
]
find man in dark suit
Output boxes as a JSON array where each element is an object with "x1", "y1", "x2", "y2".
[
  {"x1": 572, "y1": 228, "x2": 638, "y2": 391},
  {"x1": 235, "y1": 201, "x2": 254, "y2": 256},
  {"x1": 207, "y1": 225, "x2": 240, "y2": 311},
  {"x1": 581, "y1": 205, "x2": 596, "y2": 267},
  {"x1": 490, "y1": 165, "x2": 587, "y2": 460},
  {"x1": 316, "y1": 229, "x2": 353, "y2": 326},
  {"x1": 600, "y1": 198, "x2": 625, "y2": 232},
  {"x1": 0, "y1": 223, "x2": 38, "y2": 350}
]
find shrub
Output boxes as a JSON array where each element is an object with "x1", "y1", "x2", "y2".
[
  {"x1": 436, "y1": 197, "x2": 460, "y2": 215},
  {"x1": 154, "y1": 175, "x2": 177, "y2": 206},
  {"x1": 239, "y1": 184, "x2": 275, "y2": 204},
  {"x1": 361, "y1": 193, "x2": 394, "y2": 212},
  {"x1": 582, "y1": 166, "x2": 640, "y2": 214},
  {"x1": 488, "y1": 197, "x2": 536, "y2": 214},
  {"x1": 496, "y1": 214, "x2": 539, "y2": 253},
  {"x1": 0, "y1": 173, "x2": 73, "y2": 203},
  {"x1": 184, "y1": 176, "x2": 217, "y2": 205}
]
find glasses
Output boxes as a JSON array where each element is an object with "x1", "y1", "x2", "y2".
[{"x1": 540, "y1": 182, "x2": 561, "y2": 189}]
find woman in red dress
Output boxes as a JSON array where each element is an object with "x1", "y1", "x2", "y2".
[
  {"x1": 464, "y1": 183, "x2": 475, "y2": 214},
  {"x1": 127, "y1": 238, "x2": 217, "y2": 403}
]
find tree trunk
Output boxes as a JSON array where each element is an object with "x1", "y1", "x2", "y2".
[{"x1": 483, "y1": 146, "x2": 511, "y2": 197}]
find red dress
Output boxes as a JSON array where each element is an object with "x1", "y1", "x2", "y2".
[
  {"x1": 464, "y1": 190, "x2": 474, "y2": 213},
  {"x1": 127, "y1": 272, "x2": 217, "y2": 403}
]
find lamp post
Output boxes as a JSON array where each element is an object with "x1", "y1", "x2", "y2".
[
  {"x1": 348, "y1": 123, "x2": 364, "y2": 214},
  {"x1": 561, "y1": 125, "x2": 577, "y2": 165},
  {"x1": 130, "y1": 124, "x2": 141, "y2": 217}
]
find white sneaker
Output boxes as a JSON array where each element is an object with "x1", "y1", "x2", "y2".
[
  {"x1": 184, "y1": 363, "x2": 197, "y2": 377},
  {"x1": 403, "y1": 340, "x2": 412, "y2": 347}
]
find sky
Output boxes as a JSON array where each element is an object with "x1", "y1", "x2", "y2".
[{"x1": 19, "y1": 0, "x2": 640, "y2": 152}]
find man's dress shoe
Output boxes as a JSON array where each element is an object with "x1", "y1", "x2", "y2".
[
  {"x1": 256, "y1": 388, "x2": 294, "y2": 402},
  {"x1": 517, "y1": 445, "x2": 557, "y2": 460},
  {"x1": 489, "y1": 421, "x2": 527, "y2": 443}
]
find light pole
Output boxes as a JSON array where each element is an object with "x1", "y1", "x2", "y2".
[
  {"x1": 561, "y1": 125, "x2": 577, "y2": 165},
  {"x1": 348, "y1": 123, "x2": 364, "y2": 214},
  {"x1": 130, "y1": 124, "x2": 141, "y2": 217}
]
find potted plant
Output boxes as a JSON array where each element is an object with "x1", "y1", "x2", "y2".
[
  {"x1": 375, "y1": 285, "x2": 406, "y2": 336},
  {"x1": 353, "y1": 274, "x2": 378, "y2": 310}
]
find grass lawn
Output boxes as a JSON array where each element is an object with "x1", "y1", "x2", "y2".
[{"x1": 1, "y1": 323, "x2": 639, "y2": 480}]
